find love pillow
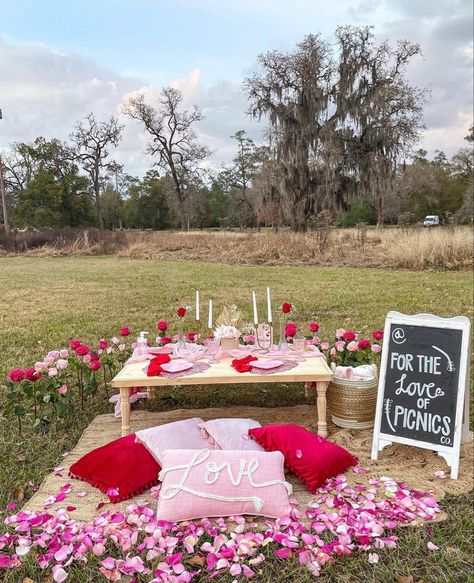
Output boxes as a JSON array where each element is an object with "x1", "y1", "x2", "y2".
[
  {"x1": 199, "y1": 418, "x2": 264, "y2": 451},
  {"x1": 156, "y1": 449, "x2": 292, "y2": 522},
  {"x1": 135, "y1": 417, "x2": 209, "y2": 465},
  {"x1": 248, "y1": 424, "x2": 358, "y2": 493}
]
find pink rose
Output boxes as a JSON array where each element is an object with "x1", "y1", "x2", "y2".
[
  {"x1": 187, "y1": 331, "x2": 198, "y2": 342},
  {"x1": 321, "y1": 341, "x2": 330, "y2": 351},
  {"x1": 47, "y1": 350, "x2": 60, "y2": 359},
  {"x1": 34, "y1": 361, "x2": 47, "y2": 372},
  {"x1": 243, "y1": 334, "x2": 255, "y2": 344},
  {"x1": 309, "y1": 322, "x2": 319, "y2": 332},
  {"x1": 371, "y1": 344, "x2": 382, "y2": 353},
  {"x1": 69, "y1": 339, "x2": 81, "y2": 350},
  {"x1": 335, "y1": 328, "x2": 346, "y2": 339},
  {"x1": 335, "y1": 340, "x2": 345, "y2": 352},
  {"x1": 118, "y1": 343, "x2": 126, "y2": 352},
  {"x1": 48, "y1": 367, "x2": 58, "y2": 377},
  {"x1": 111, "y1": 337, "x2": 120, "y2": 345},
  {"x1": 120, "y1": 326, "x2": 130, "y2": 336},
  {"x1": 58, "y1": 384, "x2": 68, "y2": 395},
  {"x1": 106, "y1": 346, "x2": 114, "y2": 354},
  {"x1": 56, "y1": 359, "x2": 68, "y2": 370},
  {"x1": 44, "y1": 356, "x2": 55, "y2": 365},
  {"x1": 59, "y1": 349, "x2": 69, "y2": 359},
  {"x1": 156, "y1": 320, "x2": 168, "y2": 332},
  {"x1": 330, "y1": 348, "x2": 337, "y2": 359},
  {"x1": 82, "y1": 354, "x2": 92, "y2": 364},
  {"x1": 90, "y1": 360, "x2": 102, "y2": 371},
  {"x1": 347, "y1": 341, "x2": 359, "y2": 352},
  {"x1": 285, "y1": 322, "x2": 297, "y2": 338},
  {"x1": 99, "y1": 340, "x2": 108, "y2": 350},
  {"x1": 161, "y1": 337, "x2": 172, "y2": 345}
]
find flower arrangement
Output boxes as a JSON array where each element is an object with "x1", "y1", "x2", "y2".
[{"x1": 320, "y1": 329, "x2": 383, "y2": 367}]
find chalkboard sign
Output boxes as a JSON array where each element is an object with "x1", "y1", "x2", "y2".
[{"x1": 372, "y1": 312, "x2": 470, "y2": 479}]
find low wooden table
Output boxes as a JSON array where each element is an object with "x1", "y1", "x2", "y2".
[{"x1": 111, "y1": 357, "x2": 333, "y2": 437}]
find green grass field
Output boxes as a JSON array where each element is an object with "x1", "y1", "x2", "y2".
[{"x1": 0, "y1": 257, "x2": 473, "y2": 582}]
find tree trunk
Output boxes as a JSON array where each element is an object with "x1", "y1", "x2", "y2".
[
  {"x1": 0, "y1": 158, "x2": 11, "y2": 238},
  {"x1": 376, "y1": 192, "x2": 383, "y2": 229}
]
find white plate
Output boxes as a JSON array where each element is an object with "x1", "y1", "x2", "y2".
[
  {"x1": 251, "y1": 359, "x2": 284, "y2": 370},
  {"x1": 160, "y1": 360, "x2": 194, "y2": 373}
]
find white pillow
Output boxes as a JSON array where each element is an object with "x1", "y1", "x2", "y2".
[
  {"x1": 135, "y1": 417, "x2": 208, "y2": 465},
  {"x1": 199, "y1": 418, "x2": 264, "y2": 451}
]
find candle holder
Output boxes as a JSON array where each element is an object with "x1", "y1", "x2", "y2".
[{"x1": 254, "y1": 323, "x2": 273, "y2": 353}]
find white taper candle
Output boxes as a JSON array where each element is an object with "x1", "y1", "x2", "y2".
[
  {"x1": 252, "y1": 291, "x2": 258, "y2": 325},
  {"x1": 195, "y1": 290, "x2": 200, "y2": 321},
  {"x1": 208, "y1": 299, "x2": 213, "y2": 329},
  {"x1": 266, "y1": 287, "x2": 272, "y2": 323}
]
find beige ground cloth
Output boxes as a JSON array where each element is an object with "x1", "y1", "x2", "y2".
[{"x1": 23, "y1": 405, "x2": 473, "y2": 523}]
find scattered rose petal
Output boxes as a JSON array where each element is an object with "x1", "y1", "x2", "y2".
[
  {"x1": 295, "y1": 449, "x2": 303, "y2": 459},
  {"x1": 427, "y1": 541, "x2": 440, "y2": 551},
  {"x1": 368, "y1": 552, "x2": 379, "y2": 564}
]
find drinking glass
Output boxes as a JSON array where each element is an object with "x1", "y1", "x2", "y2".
[
  {"x1": 293, "y1": 335, "x2": 306, "y2": 354},
  {"x1": 205, "y1": 338, "x2": 221, "y2": 362}
]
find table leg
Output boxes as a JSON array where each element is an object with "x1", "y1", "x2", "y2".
[
  {"x1": 146, "y1": 387, "x2": 154, "y2": 400},
  {"x1": 120, "y1": 386, "x2": 131, "y2": 436},
  {"x1": 315, "y1": 381, "x2": 328, "y2": 437}
]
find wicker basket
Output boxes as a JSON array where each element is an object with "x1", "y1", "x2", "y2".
[
  {"x1": 327, "y1": 363, "x2": 378, "y2": 429},
  {"x1": 220, "y1": 337, "x2": 240, "y2": 350}
]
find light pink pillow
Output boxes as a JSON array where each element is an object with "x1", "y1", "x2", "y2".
[
  {"x1": 199, "y1": 418, "x2": 264, "y2": 451},
  {"x1": 135, "y1": 417, "x2": 208, "y2": 465},
  {"x1": 156, "y1": 448, "x2": 292, "y2": 521}
]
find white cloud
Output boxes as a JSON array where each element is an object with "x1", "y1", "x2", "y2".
[{"x1": 0, "y1": 7, "x2": 472, "y2": 181}]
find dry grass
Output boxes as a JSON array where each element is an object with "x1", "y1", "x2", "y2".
[{"x1": 1, "y1": 226, "x2": 472, "y2": 270}]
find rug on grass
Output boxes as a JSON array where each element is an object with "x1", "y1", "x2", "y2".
[{"x1": 23, "y1": 405, "x2": 473, "y2": 522}]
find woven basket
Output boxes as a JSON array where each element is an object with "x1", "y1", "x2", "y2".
[
  {"x1": 327, "y1": 364, "x2": 378, "y2": 429},
  {"x1": 220, "y1": 337, "x2": 239, "y2": 350}
]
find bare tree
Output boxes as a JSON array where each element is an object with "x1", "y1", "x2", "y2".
[
  {"x1": 71, "y1": 113, "x2": 123, "y2": 229},
  {"x1": 123, "y1": 88, "x2": 210, "y2": 230},
  {"x1": 245, "y1": 27, "x2": 426, "y2": 231}
]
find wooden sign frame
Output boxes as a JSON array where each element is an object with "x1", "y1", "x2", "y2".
[{"x1": 371, "y1": 311, "x2": 471, "y2": 479}]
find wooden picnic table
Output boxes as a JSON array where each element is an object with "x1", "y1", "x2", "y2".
[{"x1": 111, "y1": 356, "x2": 333, "y2": 437}]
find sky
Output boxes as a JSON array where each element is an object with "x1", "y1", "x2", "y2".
[{"x1": 0, "y1": 0, "x2": 472, "y2": 176}]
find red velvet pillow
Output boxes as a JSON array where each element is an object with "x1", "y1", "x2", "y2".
[
  {"x1": 248, "y1": 424, "x2": 358, "y2": 494},
  {"x1": 69, "y1": 434, "x2": 160, "y2": 503}
]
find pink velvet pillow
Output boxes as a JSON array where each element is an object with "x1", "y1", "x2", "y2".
[
  {"x1": 199, "y1": 418, "x2": 264, "y2": 451},
  {"x1": 249, "y1": 424, "x2": 358, "y2": 494},
  {"x1": 156, "y1": 448, "x2": 292, "y2": 521},
  {"x1": 135, "y1": 417, "x2": 208, "y2": 465}
]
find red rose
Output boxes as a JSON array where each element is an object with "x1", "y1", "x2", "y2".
[
  {"x1": 161, "y1": 337, "x2": 172, "y2": 345},
  {"x1": 187, "y1": 331, "x2": 198, "y2": 342},
  {"x1": 8, "y1": 368, "x2": 26, "y2": 382},
  {"x1": 359, "y1": 339, "x2": 371, "y2": 350},
  {"x1": 69, "y1": 339, "x2": 81, "y2": 350},
  {"x1": 372, "y1": 330, "x2": 384, "y2": 341},
  {"x1": 90, "y1": 352, "x2": 100, "y2": 361},
  {"x1": 177, "y1": 307, "x2": 186, "y2": 318},
  {"x1": 98, "y1": 339, "x2": 108, "y2": 350},
  {"x1": 156, "y1": 320, "x2": 168, "y2": 332},
  {"x1": 343, "y1": 331, "x2": 356, "y2": 342},
  {"x1": 285, "y1": 322, "x2": 297, "y2": 338},
  {"x1": 75, "y1": 344, "x2": 90, "y2": 356},
  {"x1": 24, "y1": 367, "x2": 42, "y2": 382},
  {"x1": 282, "y1": 303, "x2": 292, "y2": 314},
  {"x1": 90, "y1": 360, "x2": 102, "y2": 371},
  {"x1": 309, "y1": 322, "x2": 319, "y2": 332},
  {"x1": 120, "y1": 326, "x2": 130, "y2": 337}
]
